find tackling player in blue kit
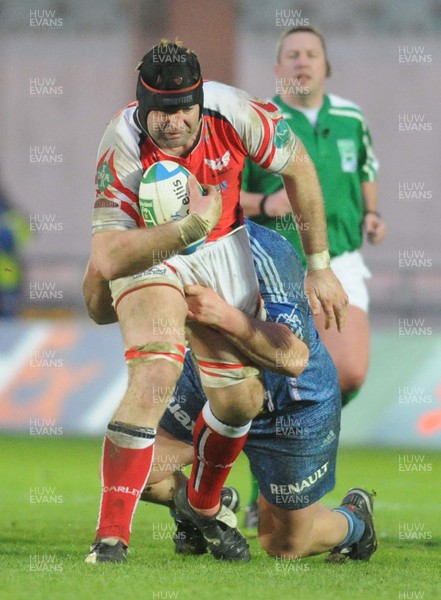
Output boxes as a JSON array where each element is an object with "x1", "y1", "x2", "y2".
[{"x1": 140, "y1": 220, "x2": 378, "y2": 562}]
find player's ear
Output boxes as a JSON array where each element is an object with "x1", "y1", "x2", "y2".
[{"x1": 274, "y1": 62, "x2": 282, "y2": 77}]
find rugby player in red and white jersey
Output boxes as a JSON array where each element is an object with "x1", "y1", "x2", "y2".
[{"x1": 84, "y1": 40, "x2": 347, "y2": 564}]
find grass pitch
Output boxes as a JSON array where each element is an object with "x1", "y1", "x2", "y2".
[{"x1": 2, "y1": 436, "x2": 439, "y2": 600}]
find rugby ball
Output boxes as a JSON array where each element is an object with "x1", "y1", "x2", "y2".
[{"x1": 138, "y1": 160, "x2": 206, "y2": 255}]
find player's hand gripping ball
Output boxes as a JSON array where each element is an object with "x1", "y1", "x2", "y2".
[{"x1": 139, "y1": 160, "x2": 207, "y2": 254}]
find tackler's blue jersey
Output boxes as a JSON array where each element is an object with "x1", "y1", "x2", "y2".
[
  {"x1": 163, "y1": 220, "x2": 340, "y2": 507},
  {"x1": 245, "y1": 220, "x2": 339, "y2": 411}
]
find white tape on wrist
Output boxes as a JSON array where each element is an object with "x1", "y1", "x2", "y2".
[
  {"x1": 306, "y1": 250, "x2": 331, "y2": 271},
  {"x1": 178, "y1": 213, "x2": 211, "y2": 246}
]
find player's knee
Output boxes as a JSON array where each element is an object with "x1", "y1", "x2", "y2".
[
  {"x1": 226, "y1": 387, "x2": 263, "y2": 420},
  {"x1": 222, "y1": 397, "x2": 261, "y2": 424},
  {"x1": 125, "y1": 342, "x2": 186, "y2": 370},
  {"x1": 210, "y1": 377, "x2": 264, "y2": 424},
  {"x1": 127, "y1": 358, "x2": 181, "y2": 393},
  {"x1": 124, "y1": 342, "x2": 186, "y2": 401},
  {"x1": 122, "y1": 350, "x2": 184, "y2": 413},
  {"x1": 196, "y1": 356, "x2": 260, "y2": 390}
]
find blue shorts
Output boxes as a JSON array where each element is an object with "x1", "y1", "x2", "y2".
[
  {"x1": 159, "y1": 355, "x2": 341, "y2": 510},
  {"x1": 242, "y1": 396, "x2": 340, "y2": 510}
]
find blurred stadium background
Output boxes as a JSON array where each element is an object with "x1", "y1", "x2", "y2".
[{"x1": 0, "y1": 0, "x2": 440, "y2": 448}]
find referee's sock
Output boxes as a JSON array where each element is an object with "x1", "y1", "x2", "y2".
[{"x1": 188, "y1": 402, "x2": 251, "y2": 513}]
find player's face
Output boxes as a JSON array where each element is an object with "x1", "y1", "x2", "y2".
[
  {"x1": 275, "y1": 32, "x2": 327, "y2": 101},
  {"x1": 147, "y1": 105, "x2": 201, "y2": 153}
]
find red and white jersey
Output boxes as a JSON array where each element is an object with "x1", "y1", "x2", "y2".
[{"x1": 93, "y1": 80, "x2": 298, "y2": 242}]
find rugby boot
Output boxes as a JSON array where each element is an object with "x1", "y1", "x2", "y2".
[
  {"x1": 326, "y1": 488, "x2": 377, "y2": 563},
  {"x1": 174, "y1": 482, "x2": 251, "y2": 561},
  {"x1": 85, "y1": 538, "x2": 127, "y2": 564},
  {"x1": 173, "y1": 484, "x2": 241, "y2": 555}
]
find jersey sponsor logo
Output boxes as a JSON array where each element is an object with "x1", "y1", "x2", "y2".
[
  {"x1": 274, "y1": 119, "x2": 291, "y2": 149},
  {"x1": 204, "y1": 150, "x2": 231, "y2": 171},
  {"x1": 337, "y1": 139, "x2": 358, "y2": 172},
  {"x1": 94, "y1": 198, "x2": 118, "y2": 208},
  {"x1": 96, "y1": 160, "x2": 115, "y2": 192},
  {"x1": 269, "y1": 461, "x2": 329, "y2": 494}
]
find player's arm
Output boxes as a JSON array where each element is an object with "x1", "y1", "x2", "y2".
[
  {"x1": 93, "y1": 114, "x2": 221, "y2": 281},
  {"x1": 93, "y1": 178, "x2": 221, "y2": 281},
  {"x1": 239, "y1": 99, "x2": 347, "y2": 331},
  {"x1": 93, "y1": 221, "x2": 184, "y2": 281},
  {"x1": 240, "y1": 188, "x2": 291, "y2": 217},
  {"x1": 280, "y1": 139, "x2": 328, "y2": 253},
  {"x1": 358, "y1": 114, "x2": 386, "y2": 245},
  {"x1": 238, "y1": 100, "x2": 328, "y2": 250},
  {"x1": 185, "y1": 284, "x2": 309, "y2": 377},
  {"x1": 278, "y1": 139, "x2": 348, "y2": 332},
  {"x1": 82, "y1": 258, "x2": 118, "y2": 325},
  {"x1": 362, "y1": 181, "x2": 387, "y2": 245}
]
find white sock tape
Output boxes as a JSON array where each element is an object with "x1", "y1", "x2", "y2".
[{"x1": 202, "y1": 402, "x2": 251, "y2": 438}]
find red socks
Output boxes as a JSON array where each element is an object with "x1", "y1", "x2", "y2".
[
  {"x1": 95, "y1": 405, "x2": 250, "y2": 541},
  {"x1": 95, "y1": 422, "x2": 155, "y2": 545},
  {"x1": 188, "y1": 403, "x2": 251, "y2": 510}
]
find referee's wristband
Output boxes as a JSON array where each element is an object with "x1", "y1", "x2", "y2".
[
  {"x1": 363, "y1": 210, "x2": 381, "y2": 218},
  {"x1": 259, "y1": 195, "x2": 269, "y2": 217},
  {"x1": 306, "y1": 250, "x2": 331, "y2": 271}
]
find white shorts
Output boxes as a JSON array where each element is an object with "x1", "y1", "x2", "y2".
[
  {"x1": 330, "y1": 250, "x2": 371, "y2": 313},
  {"x1": 110, "y1": 226, "x2": 263, "y2": 317}
]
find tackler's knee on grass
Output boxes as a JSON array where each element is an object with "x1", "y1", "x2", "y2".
[{"x1": 258, "y1": 496, "x2": 349, "y2": 559}]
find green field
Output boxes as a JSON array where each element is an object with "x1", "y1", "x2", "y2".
[{"x1": 2, "y1": 436, "x2": 439, "y2": 600}]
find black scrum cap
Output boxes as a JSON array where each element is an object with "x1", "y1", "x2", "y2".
[{"x1": 136, "y1": 41, "x2": 204, "y2": 130}]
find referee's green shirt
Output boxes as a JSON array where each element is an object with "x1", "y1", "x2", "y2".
[{"x1": 242, "y1": 94, "x2": 379, "y2": 265}]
